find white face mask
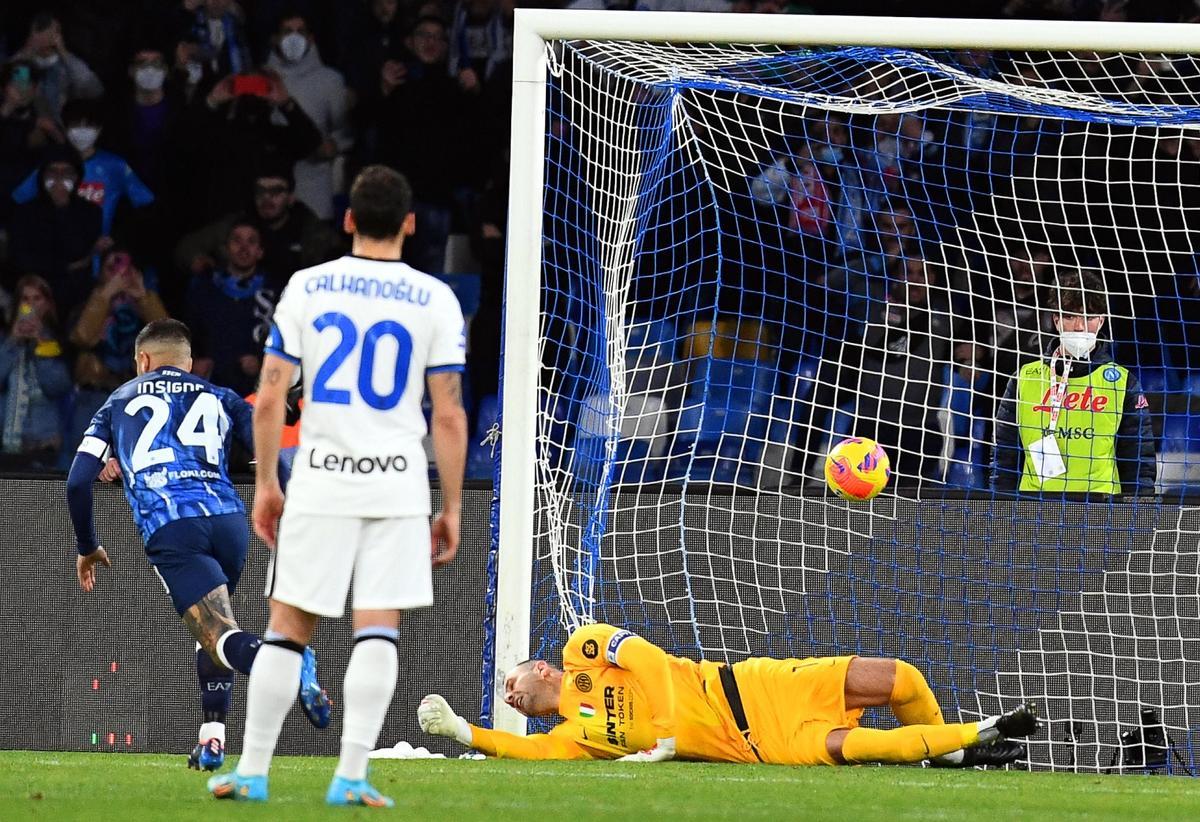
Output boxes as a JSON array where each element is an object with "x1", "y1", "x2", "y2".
[
  {"x1": 134, "y1": 65, "x2": 166, "y2": 91},
  {"x1": 34, "y1": 53, "x2": 60, "y2": 68},
  {"x1": 67, "y1": 125, "x2": 100, "y2": 153},
  {"x1": 1060, "y1": 330, "x2": 1098, "y2": 359},
  {"x1": 279, "y1": 32, "x2": 309, "y2": 62},
  {"x1": 185, "y1": 61, "x2": 204, "y2": 86}
]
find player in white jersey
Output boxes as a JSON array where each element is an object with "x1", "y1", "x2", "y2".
[{"x1": 208, "y1": 166, "x2": 468, "y2": 807}]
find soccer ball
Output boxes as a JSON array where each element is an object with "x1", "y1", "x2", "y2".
[{"x1": 824, "y1": 437, "x2": 890, "y2": 501}]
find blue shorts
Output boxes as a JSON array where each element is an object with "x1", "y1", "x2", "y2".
[{"x1": 144, "y1": 513, "x2": 249, "y2": 615}]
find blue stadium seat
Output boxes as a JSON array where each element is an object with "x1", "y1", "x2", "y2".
[
  {"x1": 466, "y1": 440, "x2": 494, "y2": 480},
  {"x1": 792, "y1": 355, "x2": 820, "y2": 405},
  {"x1": 1161, "y1": 413, "x2": 1200, "y2": 452},
  {"x1": 1137, "y1": 367, "x2": 1183, "y2": 394},
  {"x1": 945, "y1": 418, "x2": 990, "y2": 489},
  {"x1": 435, "y1": 273, "x2": 481, "y2": 317},
  {"x1": 475, "y1": 393, "x2": 499, "y2": 439}
]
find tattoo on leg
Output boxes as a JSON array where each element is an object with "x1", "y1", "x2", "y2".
[{"x1": 183, "y1": 586, "x2": 240, "y2": 663}]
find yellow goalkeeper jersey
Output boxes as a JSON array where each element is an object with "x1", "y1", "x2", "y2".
[{"x1": 471, "y1": 623, "x2": 759, "y2": 762}]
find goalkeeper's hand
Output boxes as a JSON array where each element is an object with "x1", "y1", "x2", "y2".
[
  {"x1": 418, "y1": 694, "x2": 473, "y2": 746},
  {"x1": 615, "y1": 737, "x2": 676, "y2": 762}
]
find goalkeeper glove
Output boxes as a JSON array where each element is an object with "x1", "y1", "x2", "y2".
[
  {"x1": 615, "y1": 737, "x2": 676, "y2": 763},
  {"x1": 417, "y1": 694, "x2": 473, "y2": 746}
]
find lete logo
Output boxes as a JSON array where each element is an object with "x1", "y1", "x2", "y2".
[{"x1": 1032, "y1": 385, "x2": 1109, "y2": 413}]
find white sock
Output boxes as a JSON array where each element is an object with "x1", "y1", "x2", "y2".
[
  {"x1": 933, "y1": 749, "x2": 965, "y2": 765},
  {"x1": 335, "y1": 637, "x2": 399, "y2": 781},
  {"x1": 236, "y1": 643, "x2": 303, "y2": 777},
  {"x1": 198, "y1": 721, "x2": 226, "y2": 745},
  {"x1": 976, "y1": 715, "x2": 1001, "y2": 744}
]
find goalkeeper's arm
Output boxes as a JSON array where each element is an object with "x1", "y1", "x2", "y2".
[{"x1": 418, "y1": 694, "x2": 589, "y2": 760}]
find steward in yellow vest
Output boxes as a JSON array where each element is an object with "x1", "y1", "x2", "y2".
[{"x1": 991, "y1": 271, "x2": 1156, "y2": 494}]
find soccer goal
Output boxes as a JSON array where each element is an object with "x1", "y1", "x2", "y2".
[{"x1": 489, "y1": 10, "x2": 1200, "y2": 774}]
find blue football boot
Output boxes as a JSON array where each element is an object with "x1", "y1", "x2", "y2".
[
  {"x1": 187, "y1": 738, "x2": 224, "y2": 771},
  {"x1": 299, "y1": 646, "x2": 332, "y2": 729},
  {"x1": 326, "y1": 776, "x2": 395, "y2": 807},
  {"x1": 208, "y1": 772, "x2": 268, "y2": 802}
]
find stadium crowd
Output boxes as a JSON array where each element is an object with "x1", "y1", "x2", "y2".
[{"x1": 0, "y1": 0, "x2": 1196, "y2": 480}]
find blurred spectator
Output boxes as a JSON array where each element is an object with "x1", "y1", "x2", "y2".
[
  {"x1": 828, "y1": 257, "x2": 952, "y2": 485},
  {"x1": 990, "y1": 250, "x2": 1054, "y2": 387},
  {"x1": 180, "y1": 67, "x2": 322, "y2": 221},
  {"x1": 13, "y1": 99, "x2": 155, "y2": 238},
  {"x1": 468, "y1": 148, "x2": 508, "y2": 405},
  {"x1": 0, "y1": 274, "x2": 71, "y2": 470},
  {"x1": 186, "y1": 219, "x2": 274, "y2": 395},
  {"x1": 750, "y1": 143, "x2": 832, "y2": 258},
  {"x1": 178, "y1": 0, "x2": 253, "y2": 79},
  {"x1": 174, "y1": 162, "x2": 343, "y2": 290},
  {"x1": 7, "y1": 145, "x2": 104, "y2": 316},
  {"x1": 370, "y1": 15, "x2": 473, "y2": 272},
  {"x1": 67, "y1": 247, "x2": 169, "y2": 448},
  {"x1": 0, "y1": 60, "x2": 61, "y2": 222},
  {"x1": 265, "y1": 10, "x2": 352, "y2": 221},
  {"x1": 448, "y1": 0, "x2": 513, "y2": 95},
  {"x1": 105, "y1": 44, "x2": 187, "y2": 204},
  {"x1": 344, "y1": 0, "x2": 407, "y2": 100},
  {"x1": 12, "y1": 11, "x2": 103, "y2": 118}
]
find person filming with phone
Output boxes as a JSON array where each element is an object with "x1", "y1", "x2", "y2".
[
  {"x1": 66, "y1": 247, "x2": 169, "y2": 445},
  {"x1": 181, "y1": 67, "x2": 321, "y2": 220}
]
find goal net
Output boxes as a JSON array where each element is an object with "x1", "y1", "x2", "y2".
[{"x1": 492, "y1": 13, "x2": 1200, "y2": 774}]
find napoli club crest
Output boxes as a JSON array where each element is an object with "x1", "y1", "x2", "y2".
[{"x1": 1103, "y1": 367, "x2": 1121, "y2": 382}]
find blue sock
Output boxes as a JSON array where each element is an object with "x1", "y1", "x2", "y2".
[
  {"x1": 197, "y1": 648, "x2": 233, "y2": 723},
  {"x1": 218, "y1": 630, "x2": 263, "y2": 676}
]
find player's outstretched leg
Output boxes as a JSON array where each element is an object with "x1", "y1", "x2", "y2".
[
  {"x1": 207, "y1": 773, "x2": 268, "y2": 802},
  {"x1": 326, "y1": 626, "x2": 400, "y2": 807},
  {"x1": 888, "y1": 660, "x2": 944, "y2": 726},
  {"x1": 977, "y1": 701, "x2": 1041, "y2": 742},
  {"x1": 299, "y1": 645, "x2": 333, "y2": 729},
  {"x1": 837, "y1": 703, "x2": 1040, "y2": 765},
  {"x1": 189, "y1": 645, "x2": 232, "y2": 771},
  {"x1": 930, "y1": 739, "x2": 1027, "y2": 769}
]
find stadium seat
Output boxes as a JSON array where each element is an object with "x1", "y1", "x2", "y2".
[
  {"x1": 1160, "y1": 413, "x2": 1200, "y2": 452},
  {"x1": 475, "y1": 394, "x2": 500, "y2": 439},
  {"x1": 945, "y1": 418, "x2": 990, "y2": 489},
  {"x1": 466, "y1": 440, "x2": 494, "y2": 480},
  {"x1": 435, "y1": 273, "x2": 482, "y2": 318}
]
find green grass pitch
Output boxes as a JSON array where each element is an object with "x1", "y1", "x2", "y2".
[{"x1": 2, "y1": 751, "x2": 1198, "y2": 821}]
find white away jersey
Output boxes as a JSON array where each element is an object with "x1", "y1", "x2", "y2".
[{"x1": 266, "y1": 255, "x2": 465, "y2": 517}]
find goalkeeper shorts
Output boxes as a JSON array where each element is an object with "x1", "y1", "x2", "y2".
[
  {"x1": 266, "y1": 511, "x2": 433, "y2": 617},
  {"x1": 731, "y1": 655, "x2": 862, "y2": 766}
]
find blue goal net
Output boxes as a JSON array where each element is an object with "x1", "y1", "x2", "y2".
[{"x1": 492, "y1": 40, "x2": 1200, "y2": 774}]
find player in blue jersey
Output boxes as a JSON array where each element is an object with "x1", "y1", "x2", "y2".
[{"x1": 66, "y1": 318, "x2": 331, "y2": 771}]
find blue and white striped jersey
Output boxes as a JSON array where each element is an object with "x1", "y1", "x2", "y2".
[{"x1": 77, "y1": 366, "x2": 252, "y2": 542}]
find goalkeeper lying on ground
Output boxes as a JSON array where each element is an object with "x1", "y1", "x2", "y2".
[{"x1": 419, "y1": 623, "x2": 1039, "y2": 767}]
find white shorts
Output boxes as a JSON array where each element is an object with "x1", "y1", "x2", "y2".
[{"x1": 266, "y1": 510, "x2": 433, "y2": 618}]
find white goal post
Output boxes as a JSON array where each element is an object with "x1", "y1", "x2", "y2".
[{"x1": 495, "y1": 10, "x2": 1200, "y2": 737}]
